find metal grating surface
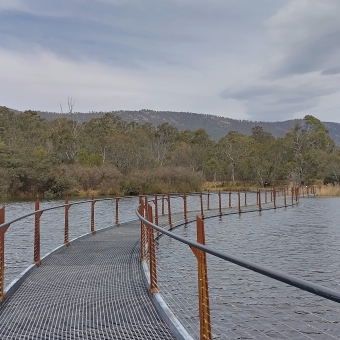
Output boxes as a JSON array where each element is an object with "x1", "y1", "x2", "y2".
[{"x1": 0, "y1": 221, "x2": 175, "y2": 339}]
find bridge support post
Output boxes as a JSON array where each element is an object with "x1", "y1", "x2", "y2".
[
  {"x1": 238, "y1": 190, "x2": 242, "y2": 215},
  {"x1": 154, "y1": 194, "x2": 158, "y2": 226},
  {"x1": 139, "y1": 199, "x2": 146, "y2": 261},
  {"x1": 167, "y1": 193, "x2": 172, "y2": 229},
  {"x1": 182, "y1": 193, "x2": 188, "y2": 224},
  {"x1": 284, "y1": 189, "x2": 287, "y2": 208},
  {"x1": 0, "y1": 206, "x2": 8, "y2": 304},
  {"x1": 64, "y1": 197, "x2": 70, "y2": 246},
  {"x1": 207, "y1": 190, "x2": 210, "y2": 210},
  {"x1": 91, "y1": 195, "x2": 96, "y2": 234},
  {"x1": 190, "y1": 216, "x2": 212, "y2": 340},
  {"x1": 218, "y1": 190, "x2": 222, "y2": 216},
  {"x1": 200, "y1": 192, "x2": 204, "y2": 219},
  {"x1": 34, "y1": 200, "x2": 42, "y2": 266},
  {"x1": 258, "y1": 189, "x2": 262, "y2": 212},
  {"x1": 161, "y1": 194, "x2": 165, "y2": 216},
  {"x1": 115, "y1": 196, "x2": 120, "y2": 227},
  {"x1": 147, "y1": 204, "x2": 158, "y2": 294}
]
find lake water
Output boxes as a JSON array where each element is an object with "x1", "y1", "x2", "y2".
[
  {"x1": 2, "y1": 193, "x2": 339, "y2": 339},
  {"x1": 156, "y1": 197, "x2": 340, "y2": 339}
]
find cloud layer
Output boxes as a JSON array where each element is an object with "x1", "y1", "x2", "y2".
[{"x1": 0, "y1": 0, "x2": 340, "y2": 122}]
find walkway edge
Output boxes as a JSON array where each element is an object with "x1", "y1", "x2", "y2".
[
  {"x1": 4, "y1": 223, "x2": 118, "y2": 302},
  {"x1": 142, "y1": 261, "x2": 194, "y2": 340}
]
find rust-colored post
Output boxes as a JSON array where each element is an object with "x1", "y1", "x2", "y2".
[
  {"x1": 244, "y1": 192, "x2": 247, "y2": 207},
  {"x1": 167, "y1": 193, "x2": 172, "y2": 229},
  {"x1": 273, "y1": 188, "x2": 276, "y2": 209},
  {"x1": 161, "y1": 194, "x2": 165, "y2": 216},
  {"x1": 229, "y1": 192, "x2": 231, "y2": 208},
  {"x1": 238, "y1": 190, "x2": 242, "y2": 214},
  {"x1": 200, "y1": 192, "x2": 204, "y2": 219},
  {"x1": 64, "y1": 196, "x2": 70, "y2": 246},
  {"x1": 295, "y1": 187, "x2": 299, "y2": 202},
  {"x1": 190, "y1": 216, "x2": 212, "y2": 340},
  {"x1": 91, "y1": 195, "x2": 96, "y2": 234},
  {"x1": 115, "y1": 196, "x2": 120, "y2": 226},
  {"x1": 154, "y1": 193, "x2": 158, "y2": 226},
  {"x1": 218, "y1": 190, "x2": 222, "y2": 216},
  {"x1": 284, "y1": 188, "x2": 287, "y2": 207},
  {"x1": 34, "y1": 199, "x2": 42, "y2": 266},
  {"x1": 258, "y1": 190, "x2": 262, "y2": 211},
  {"x1": 147, "y1": 204, "x2": 158, "y2": 294},
  {"x1": 307, "y1": 186, "x2": 309, "y2": 197},
  {"x1": 183, "y1": 193, "x2": 188, "y2": 223},
  {"x1": 139, "y1": 201, "x2": 146, "y2": 261},
  {"x1": 207, "y1": 190, "x2": 210, "y2": 210},
  {"x1": 0, "y1": 206, "x2": 8, "y2": 304}
]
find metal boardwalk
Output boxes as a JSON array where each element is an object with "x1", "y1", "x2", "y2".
[{"x1": 0, "y1": 220, "x2": 175, "y2": 339}]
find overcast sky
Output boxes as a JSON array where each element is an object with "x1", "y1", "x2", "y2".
[{"x1": 1, "y1": 0, "x2": 340, "y2": 122}]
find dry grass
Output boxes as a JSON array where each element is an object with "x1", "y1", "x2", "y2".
[{"x1": 317, "y1": 185, "x2": 340, "y2": 197}]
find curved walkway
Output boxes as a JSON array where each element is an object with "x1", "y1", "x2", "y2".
[{"x1": 0, "y1": 220, "x2": 175, "y2": 339}]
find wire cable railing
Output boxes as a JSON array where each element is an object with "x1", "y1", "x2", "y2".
[{"x1": 136, "y1": 187, "x2": 340, "y2": 339}]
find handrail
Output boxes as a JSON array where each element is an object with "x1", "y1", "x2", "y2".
[
  {"x1": 0, "y1": 196, "x2": 133, "y2": 232},
  {"x1": 136, "y1": 208, "x2": 340, "y2": 304}
]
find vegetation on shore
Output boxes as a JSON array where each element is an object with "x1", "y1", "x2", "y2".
[{"x1": 0, "y1": 106, "x2": 339, "y2": 198}]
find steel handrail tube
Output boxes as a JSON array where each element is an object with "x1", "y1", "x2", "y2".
[{"x1": 136, "y1": 208, "x2": 340, "y2": 304}]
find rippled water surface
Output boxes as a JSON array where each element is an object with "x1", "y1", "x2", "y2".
[
  {"x1": 3, "y1": 194, "x2": 340, "y2": 339},
  {"x1": 1, "y1": 196, "x2": 139, "y2": 286},
  {"x1": 157, "y1": 197, "x2": 340, "y2": 339}
]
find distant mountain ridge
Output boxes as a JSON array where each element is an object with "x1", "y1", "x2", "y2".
[{"x1": 13, "y1": 108, "x2": 340, "y2": 144}]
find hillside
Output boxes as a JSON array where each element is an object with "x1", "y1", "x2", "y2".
[{"x1": 16, "y1": 109, "x2": 340, "y2": 144}]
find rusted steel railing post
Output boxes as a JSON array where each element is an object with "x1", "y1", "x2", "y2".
[
  {"x1": 307, "y1": 186, "x2": 309, "y2": 197},
  {"x1": 190, "y1": 216, "x2": 212, "y2": 340},
  {"x1": 115, "y1": 196, "x2": 120, "y2": 226},
  {"x1": 238, "y1": 190, "x2": 242, "y2": 215},
  {"x1": 183, "y1": 192, "x2": 188, "y2": 223},
  {"x1": 91, "y1": 195, "x2": 96, "y2": 234},
  {"x1": 147, "y1": 204, "x2": 158, "y2": 294},
  {"x1": 154, "y1": 193, "x2": 158, "y2": 226},
  {"x1": 34, "y1": 200, "x2": 42, "y2": 266},
  {"x1": 64, "y1": 197, "x2": 71, "y2": 246},
  {"x1": 273, "y1": 188, "x2": 276, "y2": 209},
  {"x1": 161, "y1": 194, "x2": 165, "y2": 216},
  {"x1": 0, "y1": 206, "x2": 8, "y2": 304},
  {"x1": 139, "y1": 200, "x2": 147, "y2": 261},
  {"x1": 200, "y1": 192, "x2": 204, "y2": 219},
  {"x1": 228, "y1": 192, "x2": 231, "y2": 208},
  {"x1": 295, "y1": 187, "x2": 299, "y2": 202},
  {"x1": 244, "y1": 192, "x2": 247, "y2": 207},
  {"x1": 207, "y1": 190, "x2": 210, "y2": 210},
  {"x1": 284, "y1": 188, "x2": 287, "y2": 207},
  {"x1": 167, "y1": 193, "x2": 172, "y2": 229},
  {"x1": 258, "y1": 189, "x2": 262, "y2": 211},
  {"x1": 218, "y1": 190, "x2": 222, "y2": 216}
]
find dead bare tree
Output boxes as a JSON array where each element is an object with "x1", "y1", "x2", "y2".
[{"x1": 60, "y1": 96, "x2": 78, "y2": 138}]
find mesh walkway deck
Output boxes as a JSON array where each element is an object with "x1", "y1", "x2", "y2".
[{"x1": 0, "y1": 220, "x2": 175, "y2": 339}]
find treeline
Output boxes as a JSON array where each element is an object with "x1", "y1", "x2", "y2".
[{"x1": 0, "y1": 106, "x2": 339, "y2": 197}]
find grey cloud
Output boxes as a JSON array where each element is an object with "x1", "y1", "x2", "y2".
[
  {"x1": 221, "y1": 83, "x2": 339, "y2": 121},
  {"x1": 265, "y1": 1, "x2": 340, "y2": 79},
  {"x1": 321, "y1": 66, "x2": 340, "y2": 76}
]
